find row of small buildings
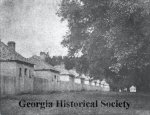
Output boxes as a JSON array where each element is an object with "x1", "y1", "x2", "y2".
[{"x1": 0, "y1": 40, "x2": 110, "y2": 96}]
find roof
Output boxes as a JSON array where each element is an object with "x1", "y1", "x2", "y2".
[
  {"x1": 54, "y1": 65, "x2": 74, "y2": 76},
  {"x1": 69, "y1": 69, "x2": 79, "y2": 77},
  {"x1": 0, "y1": 41, "x2": 34, "y2": 65},
  {"x1": 28, "y1": 55, "x2": 59, "y2": 73},
  {"x1": 80, "y1": 74, "x2": 91, "y2": 80},
  {"x1": 101, "y1": 79, "x2": 109, "y2": 85}
]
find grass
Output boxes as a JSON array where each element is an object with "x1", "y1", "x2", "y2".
[{"x1": 0, "y1": 91, "x2": 150, "y2": 115}]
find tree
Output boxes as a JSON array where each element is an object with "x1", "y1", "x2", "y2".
[
  {"x1": 75, "y1": 54, "x2": 89, "y2": 75},
  {"x1": 58, "y1": 0, "x2": 150, "y2": 92},
  {"x1": 64, "y1": 56, "x2": 76, "y2": 70}
]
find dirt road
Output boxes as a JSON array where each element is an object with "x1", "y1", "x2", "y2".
[{"x1": 0, "y1": 91, "x2": 150, "y2": 115}]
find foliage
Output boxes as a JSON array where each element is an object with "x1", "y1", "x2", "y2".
[
  {"x1": 45, "y1": 55, "x2": 76, "y2": 70},
  {"x1": 57, "y1": 0, "x2": 150, "y2": 92},
  {"x1": 75, "y1": 54, "x2": 89, "y2": 75}
]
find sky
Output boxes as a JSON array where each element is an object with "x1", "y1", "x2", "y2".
[{"x1": 0, "y1": 0, "x2": 68, "y2": 57}]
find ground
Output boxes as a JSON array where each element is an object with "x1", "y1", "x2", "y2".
[{"x1": 0, "y1": 91, "x2": 150, "y2": 115}]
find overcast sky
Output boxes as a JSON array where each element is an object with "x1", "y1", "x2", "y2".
[{"x1": 0, "y1": 0, "x2": 68, "y2": 57}]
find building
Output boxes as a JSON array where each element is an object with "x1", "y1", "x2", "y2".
[
  {"x1": 55, "y1": 64, "x2": 76, "y2": 91},
  {"x1": 91, "y1": 80, "x2": 96, "y2": 86},
  {"x1": 55, "y1": 64, "x2": 70, "y2": 82},
  {"x1": 80, "y1": 74, "x2": 91, "y2": 85},
  {"x1": 130, "y1": 85, "x2": 136, "y2": 93},
  {"x1": 55, "y1": 64, "x2": 75, "y2": 82},
  {"x1": 100, "y1": 79, "x2": 110, "y2": 91},
  {"x1": 0, "y1": 41, "x2": 34, "y2": 95},
  {"x1": 28, "y1": 54, "x2": 60, "y2": 92},
  {"x1": 74, "y1": 77, "x2": 81, "y2": 84}
]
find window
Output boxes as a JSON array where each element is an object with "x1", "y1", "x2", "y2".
[
  {"x1": 29, "y1": 70, "x2": 32, "y2": 78},
  {"x1": 54, "y1": 75, "x2": 59, "y2": 82},
  {"x1": 54, "y1": 75, "x2": 57, "y2": 79},
  {"x1": 24, "y1": 68, "x2": 27, "y2": 76},
  {"x1": 19, "y1": 68, "x2": 22, "y2": 77}
]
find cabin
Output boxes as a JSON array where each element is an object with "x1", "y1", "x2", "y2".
[
  {"x1": 0, "y1": 41, "x2": 34, "y2": 95},
  {"x1": 91, "y1": 80, "x2": 96, "y2": 86},
  {"x1": 130, "y1": 85, "x2": 136, "y2": 92},
  {"x1": 74, "y1": 77, "x2": 81, "y2": 84},
  {"x1": 28, "y1": 54, "x2": 60, "y2": 92},
  {"x1": 79, "y1": 74, "x2": 89, "y2": 85},
  {"x1": 55, "y1": 64, "x2": 76, "y2": 91},
  {"x1": 55, "y1": 64, "x2": 70, "y2": 82},
  {"x1": 100, "y1": 79, "x2": 110, "y2": 91}
]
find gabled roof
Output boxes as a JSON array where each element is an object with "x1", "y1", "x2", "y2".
[
  {"x1": 28, "y1": 55, "x2": 59, "y2": 73},
  {"x1": 69, "y1": 69, "x2": 79, "y2": 77},
  {"x1": 54, "y1": 65, "x2": 75, "y2": 76},
  {"x1": 0, "y1": 41, "x2": 33, "y2": 65},
  {"x1": 80, "y1": 74, "x2": 91, "y2": 80}
]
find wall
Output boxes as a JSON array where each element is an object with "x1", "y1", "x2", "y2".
[
  {"x1": 0, "y1": 61, "x2": 106, "y2": 96},
  {"x1": 0, "y1": 61, "x2": 17, "y2": 95},
  {"x1": 59, "y1": 74, "x2": 70, "y2": 81},
  {"x1": 84, "y1": 80, "x2": 89, "y2": 85},
  {"x1": 16, "y1": 62, "x2": 34, "y2": 93},
  {"x1": 0, "y1": 61, "x2": 17, "y2": 77},
  {"x1": 32, "y1": 77, "x2": 102, "y2": 93},
  {"x1": 33, "y1": 77, "x2": 48, "y2": 92},
  {"x1": 0, "y1": 61, "x2": 34, "y2": 96},
  {"x1": 34, "y1": 70, "x2": 59, "y2": 91},
  {"x1": 32, "y1": 69, "x2": 103, "y2": 93},
  {"x1": 35, "y1": 71, "x2": 59, "y2": 81},
  {"x1": 75, "y1": 78, "x2": 81, "y2": 84}
]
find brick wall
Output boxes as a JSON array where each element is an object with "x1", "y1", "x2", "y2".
[{"x1": 0, "y1": 61, "x2": 34, "y2": 96}]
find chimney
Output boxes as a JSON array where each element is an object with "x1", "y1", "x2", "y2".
[
  {"x1": 7, "y1": 41, "x2": 16, "y2": 52},
  {"x1": 40, "y1": 52, "x2": 46, "y2": 60},
  {"x1": 60, "y1": 62, "x2": 65, "y2": 69}
]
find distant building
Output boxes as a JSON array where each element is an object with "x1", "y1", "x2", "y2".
[
  {"x1": 100, "y1": 79, "x2": 110, "y2": 91},
  {"x1": 130, "y1": 85, "x2": 136, "y2": 93},
  {"x1": 29, "y1": 55, "x2": 59, "y2": 80},
  {"x1": 91, "y1": 80, "x2": 100, "y2": 86},
  {"x1": 0, "y1": 41, "x2": 34, "y2": 95},
  {"x1": 91, "y1": 80, "x2": 96, "y2": 86},
  {"x1": 54, "y1": 63, "x2": 76, "y2": 91},
  {"x1": 55, "y1": 64, "x2": 75, "y2": 82},
  {"x1": 84, "y1": 79, "x2": 90, "y2": 85},
  {"x1": 74, "y1": 77, "x2": 81, "y2": 84},
  {"x1": 80, "y1": 74, "x2": 90, "y2": 85},
  {"x1": 69, "y1": 69, "x2": 79, "y2": 77}
]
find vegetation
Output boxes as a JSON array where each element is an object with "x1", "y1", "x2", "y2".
[
  {"x1": 57, "y1": 0, "x2": 150, "y2": 92},
  {"x1": 45, "y1": 55, "x2": 76, "y2": 70}
]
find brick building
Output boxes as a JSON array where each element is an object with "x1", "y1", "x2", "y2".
[
  {"x1": 55, "y1": 64, "x2": 76, "y2": 91},
  {"x1": 28, "y1": 54, "x2": 60, "y2": 92},
  {"x1": 0, "y1": 41, "x2": 34, "y2": 95}
]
